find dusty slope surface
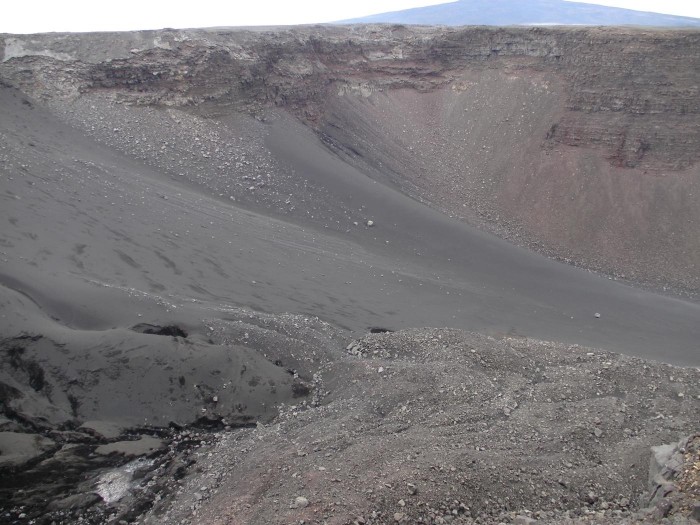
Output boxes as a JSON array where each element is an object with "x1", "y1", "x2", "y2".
[
  {"x1": 319, "y1": 70, "x2": 700, "y2": 297},
  {"x1": 1, "y1": 84, "x2": 699, "y2": 365}
]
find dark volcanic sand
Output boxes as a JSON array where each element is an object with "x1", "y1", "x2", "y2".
[{"x1": 1, "y1": 87, "x2": 699, "y2": 366}]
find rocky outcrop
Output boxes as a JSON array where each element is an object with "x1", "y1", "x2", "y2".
[
  {"x1": 139, "y1": 328, "x2": 700, "y2": 525},
  {"x1": 645, "y1": 434, "x2": 700, "y2": 521},
  {"x1": 2, "y1": 26, "x2": 698, "y2": 169}
]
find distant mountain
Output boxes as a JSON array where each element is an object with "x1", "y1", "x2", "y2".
[{"x1": 338, "y1": 0, "x2": 700, "y2": 27}]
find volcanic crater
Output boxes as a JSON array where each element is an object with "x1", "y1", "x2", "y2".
[{"x1": 0, "y1": 25, "x2": 699, "y2": 525}]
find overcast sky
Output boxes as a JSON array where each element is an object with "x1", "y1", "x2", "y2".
[{"x1": 2, "y1": 0, "x2": 699, "y2": 34}]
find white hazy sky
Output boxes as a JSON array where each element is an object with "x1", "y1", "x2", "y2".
[{"x1": 2, "y1": 0, "x2": 699, "y2": 34}]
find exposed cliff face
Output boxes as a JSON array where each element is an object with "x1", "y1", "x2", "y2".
[{"x1": 1, "y1": 25, "x2": 699, "y2": 291}]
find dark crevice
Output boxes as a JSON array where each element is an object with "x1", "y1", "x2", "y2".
[{"x1": 131, "y1": 323, "x2": 188, "y2": 338}]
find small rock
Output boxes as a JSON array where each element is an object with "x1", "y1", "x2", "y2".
[
  {"x1": 366, "y1": 220, "x2": 374, "y2": 227},
  {"x1": 594, "y1": 312, "x2": 601, "y2": 318},
  {"x1": 514, "y1": 516, "x2": 537, "y2": 525},
  {"x1": 394, "y1": 512, "x2": 404, "y2": 522},
  {"x1": 398, "y1": 499, "x2": 405, "y2": 507},
  {"x1": 691, "y1": 502, "x2": 700, "y2": 520},
  {"x1": 593, "y1": 428, "x2": 603, "y2": 438},
  {"x1": 654, "y1": 499, "x2": 672, "y2": 518},
  {"x1": 295, "y1": 496, "x2": 309, "y2": 508}
]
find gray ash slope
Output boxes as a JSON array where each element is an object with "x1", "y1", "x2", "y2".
[
  {"x1": 2, "y1": 27, "x2": 700, "y2": 362},
  {"x1": 0, "y1": 25, "x2": 699, "y2": 524}
]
